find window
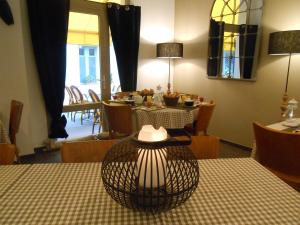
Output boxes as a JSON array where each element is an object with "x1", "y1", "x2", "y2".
[{"x1": 79, "y1": 46, "x2": 97, "y2": 84}]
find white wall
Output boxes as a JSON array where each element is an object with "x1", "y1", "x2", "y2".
[
  {"x1": 136, "y1": 0, "x2": 175, "y2": 92},
  {"x1": 0, "y1": 0, "x2": 48, "y2": 155},
  {"x1": 174, "y1": 0, "x2": 300, "y2": 147}
]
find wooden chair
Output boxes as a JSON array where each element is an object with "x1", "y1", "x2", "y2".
[
  {"x1": 0, "y1": 144, "x2": 16, "y2": 165},
  {"x1": 9, "y1": 100, "x2": 23, "y2": 161},
  {"x1": 70, "y1": 85, "x2": 89, "y2": 124},
  {"x1": 61, "y1": 139, "x2": 116, "y2": 163},
  {"x1": 189, "y1": 135, "x2": 220, "y2": 159},
  {"x1": 103, "y1": 101, "x2": 133, "y2": 139},
  {"x1": 88, "y1": 89, "x2": 102, "y2": 134},
  {"x1": 65, "y1": 86, "x2": 75, "y2": 120},
  {"x1": 65, "y1": 86, "x2": 75, "y2": 105},
  {"x1": 184, "y1": 101, "x2": 215, "y2": 135},
  {"x1": 253, "y1": 122, "x2": 300, "y2": 190}
]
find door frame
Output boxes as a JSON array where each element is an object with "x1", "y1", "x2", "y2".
[{"x1": 69, "y1": 0, "x2": 111, "y2": 101}]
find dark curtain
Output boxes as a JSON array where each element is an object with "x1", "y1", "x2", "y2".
[
  {"x1": 239, "y1": 24, "x2": 258, "y2": 79},
  {"x1": 27, "y1": 0, "x2": 69, "y2": 138},
  {"x1": 0, "y1": 0, "x2": 14, "y2": 25},
  {"x1": 207, "y1": 19, "x2": 224, "y2": 76},
  {"x1": 107, "y1": 3, "x2": 141, "y2": 92}
]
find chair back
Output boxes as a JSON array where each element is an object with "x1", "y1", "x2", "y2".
[
  {"x1": 189, "y1": 135, "x2": 219, "y2": 159},
  {"x1": 9, "y1": 100, "x2": 23, "y2": 145},
  {"x1": 88, "y1": 89, "x2": 101, "y2": 103},
  {"x1": 70, "y1": 85, "x2": 84, "y2": 103},
  {"x1": 0, "y1": 144, "x2": 16, "y2": 165},
  {"x1": 103, "y1": 101, "x2": 133, "y2": 138},
  {"x1": 253, "y1": 122, "x2": 300, "y2": 178},
  {"x1": 61, "y1": 139, "x2": 116, "y2": 163},
  {"x1": 65, "y1": 86, "x2": 75, "y2": 104},
  {"x1": 195, "y1": 101, "x2": 215, "y2": 135}
]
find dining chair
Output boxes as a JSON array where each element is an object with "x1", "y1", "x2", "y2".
[
  {"x1": 70, "y1": 85, "x2": 90, "y2": 124},
  {"x1": 65, "y1": 86, "x2": 75, "y2": 105},
  {"x1": 189, "y1": 135, "x2": 220, "y2": 159},
  {"x1": 65, "y1": 86, "x2": 75, "y2": 120},
  {"x1": 88, "y1": 89, "x2": 102, "y2": 134},
  {"x1": 0, "y1": 144, "x2": 16, "y2": 165},
  {"x1": 253, "y1": 122, "x2": 300, "y2": 190},
  {"x1": 61, "y1": 139, "x2": 116, "y2": 163},
  {"x1": 102, "y1": 101, "x2": 133, "y2": 139},
  {"x1": 184, "y1": 101, "x2": 216, "y2": 135},
  {"x1": 9, "y1": 100, "x2": 23, "y2": 162}
]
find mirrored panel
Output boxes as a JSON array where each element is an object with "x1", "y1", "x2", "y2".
[{"x1": 207, "y1": 0, "x2": 263, "y2": 80}]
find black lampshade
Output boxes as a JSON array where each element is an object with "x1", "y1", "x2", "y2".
[
  {"x1": 268, "y1": 30, "x2": 300, "y2": 55},
  {"x1": 156, "y1": 42, "x2": 183, "y2": 58}
]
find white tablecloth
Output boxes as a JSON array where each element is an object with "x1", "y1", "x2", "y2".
[{"x1": 0, "y1": 158, "x2": 299, "y2": 224}]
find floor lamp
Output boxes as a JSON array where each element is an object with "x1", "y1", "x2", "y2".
[
  {"x1": 156, "y1": 43, "x2": 183, "y2": 94},
  {"x1": 268, "y1": 30, "x2": 300, "y2": 116}
]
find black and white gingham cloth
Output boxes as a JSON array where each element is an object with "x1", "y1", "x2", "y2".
[
  {"x1": 0, "y1": 158, "x2": 299, "y2": 224},
  {"x1": 0, "y1": 120, "x2": 10, "y2": 144},
  {"x1": 135, "y1": 108, "x2": 197, "y2": 130}
]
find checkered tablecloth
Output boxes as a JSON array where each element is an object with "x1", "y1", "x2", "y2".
[
  {"x1": 0, "y1": 120, "x2": 10, "y2": 144},
  {"x1": 134, "y1": 108, "x2": 198, "y2": 130},
  {"x1": 0, "y1": 158, "x2": 299, "y2": 225},
  {"x1": 0, "y1": 165, "x2": 30, "y2": 198}
]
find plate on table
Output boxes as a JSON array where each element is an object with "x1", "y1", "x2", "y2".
[
  {"x1": 135, "y1": 106, "x2": 165, "y2": 112},
  {"x1": 283, "y1": 120, "x2": 300, "y2": 128}
]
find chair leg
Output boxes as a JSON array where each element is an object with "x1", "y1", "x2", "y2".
[
  {"x1": 15, "y1": 146, "x2": 20, "y2": 163},
  {"x1": 92, "y1": 123, "x2": 95, "y2": 134}
]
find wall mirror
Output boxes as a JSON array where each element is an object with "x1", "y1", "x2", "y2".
[{"x1": 207, "y1": 0, "x2": 263, "y2": 80}]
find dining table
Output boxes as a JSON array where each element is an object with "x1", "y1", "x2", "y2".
[
  {"x1": 133, "y1": 105, "x2": 199, "y2": 131},
  {"x1": 0, "y1": 158, "x2": 299, "y2": 224},
  {"x1": 108, "y1": 100, "x2": 200, "y2": 131}
]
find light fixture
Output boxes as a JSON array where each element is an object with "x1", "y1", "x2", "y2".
[
  {"x1": 101, "y1": 126, "x2": 199, "y2": 213},
  {"x1": 268, "y1": 30, "x2": 300, "y2": 116},
  {"x1": 157, "y1": 43, "x2": 183, "y2": 94}
]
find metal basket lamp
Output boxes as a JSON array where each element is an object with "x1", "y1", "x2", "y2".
[{"x1": 101, "y1": 127, "x2": 199, "y2": 213}]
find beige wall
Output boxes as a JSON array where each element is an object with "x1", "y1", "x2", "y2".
[
  {"x1": 0, "y1": 0, "x2": 48, "y2": 155},
  {"x1": 136, "y1": 0, "x2": 175, "y2": 92},
  {"x1": 174, "y1": 0, "x2": 300, "y2": 147}
]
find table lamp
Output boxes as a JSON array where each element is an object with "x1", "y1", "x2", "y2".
[
  {"x1": 268, "y1": 30, "x2": 300, "y2": 116},
  {"x1": 157, "y1": 43, "x2": 183, "y2": 94},
  {"x1": 101, "y1": 126, "x2": 199, "y2": 213}
]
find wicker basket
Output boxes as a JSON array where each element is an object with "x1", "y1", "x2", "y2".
[{"x1": 163, "y1": 96, "x2": 179, "y2": 106}]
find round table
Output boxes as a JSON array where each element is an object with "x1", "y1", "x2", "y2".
[{"x1": 133, "y1": 107, "x2": 198, "y2": 131}]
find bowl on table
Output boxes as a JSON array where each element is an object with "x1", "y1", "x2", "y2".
[
  {"x1": 163, "y1": 96, "x2": 179, "y2": 106},
  {"x1": 184, "y1": 100, "x2": 194, "y2": 107},
  {"x1": 124, "y1": 99, "x2": 135, "y2": 106}
]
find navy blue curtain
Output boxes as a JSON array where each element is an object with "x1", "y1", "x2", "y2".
[
  {"x1": 0, "y1": 0, "x2": 14, "y2": 25},
  {"x1": 207, "y1": 19, "x2": 224, "y2": 76},
  {"x1": 27, "y1": 0, "x2": 69, "y2": 138},
  {"x1": 107, "y1": 3, "x2": 140, "y2": 92},
  {"x1": 239, "y1": 24, "x2": 258, "y2": 79}
]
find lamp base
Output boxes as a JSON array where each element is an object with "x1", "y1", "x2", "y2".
[
  {"x1": 167, "y1": 83, "x2": 171, "y2": 94},
  {"x1": 280, "y1": 92, "x2": 289, "y2": 118}
]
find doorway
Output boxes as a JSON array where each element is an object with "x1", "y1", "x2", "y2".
[{"x1": 63, "y1": 0, "x2": 120, "y2": 140}]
